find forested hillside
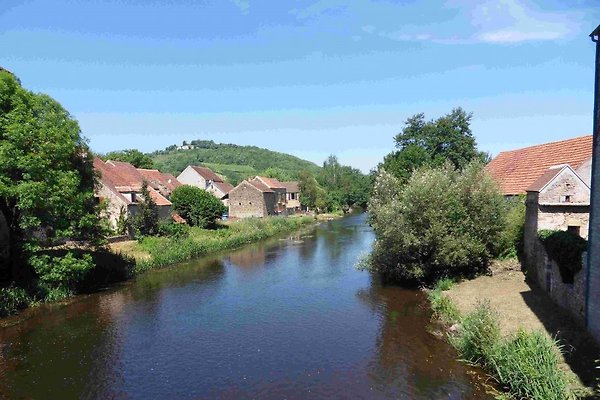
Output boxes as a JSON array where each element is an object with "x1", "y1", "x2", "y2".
[{"x1": 151, "y1": 140, "x2": 321, "y2": 184}]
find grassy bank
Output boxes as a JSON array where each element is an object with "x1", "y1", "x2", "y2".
[
  {"x1": 115, "y1": 216, "x2": 315, "y2": 274},
  {"x1": 428, "y1": 280, "x2": 576, "y2": 400}
]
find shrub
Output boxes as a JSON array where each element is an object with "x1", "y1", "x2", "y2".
[
  {"x1": 451, "y1": 301, "x2": 501, "y2": 366},
  {"x1": 170, "y1": 185, "x2": 227, "y2": 228},
  {"x1": 29, "y1": 251, "x2": 95, "y2": 297},
  {"x1": 489, "y1": 330, "x2": 571, "y2": 400},
  {"x1": 538, "y1": 229, "x2": 588, "y2": 284},
  {"x1": 0, "y1": 286, "x2": 31, "y2": 317},
  {"x1": 157, "y1": 220, "x2": 190, "y2": 238},
  {"x1": 497, "y1": 197, "x2": 526, "y2": 259},
  {"x1": 132, "y1": 181, "x2": 159, "y2": 236},
  {"x1": 367, "y1": 162, "x2": 507, "y2": 284}
]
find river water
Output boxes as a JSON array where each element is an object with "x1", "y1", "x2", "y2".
[{"x1": 0, "y1": 213, "x2": 491, "y2": 399}]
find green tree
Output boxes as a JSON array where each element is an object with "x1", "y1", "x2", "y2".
[
  {"x1": 105, "y1": 149, "x2": 154, "y2": 169},
  {"x1": 298, "y1": 171, "x2": 326, "y2": 211},
  {"x1": 0, "y1": 70, "x2": 102, "y2": 278},
  {"x1": 170, "y1": 185, "x2": 226, "y2": 228},
  {"x1": 366, "y1": 161, "x2": 506, "y2": 284},
  {"x1": 381, "y1": 108, "x2": 479, "y2": 180},
  {"x1": 262, "y1": 166, "x2": 293, "y2": 182},
  {"x1": 132, "y1": 181, "x2": 159, "y2": 236}
]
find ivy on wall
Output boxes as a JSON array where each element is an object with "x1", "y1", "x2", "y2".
[{"x1": 538, "y1": 230, "x2": 588, "y2": 284}]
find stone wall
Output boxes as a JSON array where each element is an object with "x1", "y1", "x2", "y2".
[
  {"x1": 538, "y1": 205, "x2": 590, "y2": 239},
  {"x1": 229, "y1": 181, "x2": 275, "y2": 218},
  {"x1": 539, "y1": 170, "x2": 590, "y2": 205},
  {"x1": 525, "y1": 235, "x2": 588, "y2": 322}
]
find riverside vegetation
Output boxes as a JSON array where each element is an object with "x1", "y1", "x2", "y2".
[
  {"x1": 0, "y1": 69, "x2": 318, "y2": 318},
  {"x1": 429, "y1": 281, "x2": 575, "y2": 400}
]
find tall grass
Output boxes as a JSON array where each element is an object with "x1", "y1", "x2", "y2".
[
  {"x1": 428, "y1": 281, "x2": 574, "y2": 400},
  {"x1": 135, "y1": 216, "x2": 314, "y2": 273}
]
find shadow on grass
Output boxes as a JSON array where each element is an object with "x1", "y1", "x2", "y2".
[{"x1": 519, "y1": 281, "x2": 600, "y2": 396}]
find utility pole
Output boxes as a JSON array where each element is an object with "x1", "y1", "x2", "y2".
[{"x1": 586, "y1": 24, "x2": 600, "y2": 339}]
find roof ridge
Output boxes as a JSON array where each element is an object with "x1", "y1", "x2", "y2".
[{"x1": 497, "y1": 134, "x2": 592, "y2": 155}]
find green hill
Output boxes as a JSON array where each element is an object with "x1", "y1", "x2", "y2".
[{"x1": 151, "y1": 140, "x2": 321, "y2": 185}]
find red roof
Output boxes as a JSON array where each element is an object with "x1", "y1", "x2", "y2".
[
  {"x1": 485, "y1": 135, "x2": 592, "y2": 195},
  {"x1": 191, "y1": 166, "x2": 223, "y2": 182},
  {"x1": 213, "y1": 181, "x2": 234, "y2": 195},
  {"x1": 247, "y1": 180, "x2": 274, "y2": 193},
  {"x1": 138, "y1": 168, "x2": 182, "y2": 195},
  {"x1": 254, "y1": 176, "x2": 285, "y2": 189},
  {"x1": 281, "y1": 181, "x2": 300, "y2": 193}
]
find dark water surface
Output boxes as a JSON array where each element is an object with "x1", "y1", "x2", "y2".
[{"x1": 0, "y1": 214, "x2": 491, "y2": 399}]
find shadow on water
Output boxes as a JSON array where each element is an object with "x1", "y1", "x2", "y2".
[{"x1": 0, "y1": 213, "x2": 493, "y2": 399}]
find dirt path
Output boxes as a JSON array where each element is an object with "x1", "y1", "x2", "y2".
[{"x1": 446, "y1": 259, "x2": 599, "y2": 394}]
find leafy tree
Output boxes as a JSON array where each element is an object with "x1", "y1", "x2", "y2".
[
  {"x1": 317, "y1": 155, "x2": 371, "y2": 209},
  {"x1": 132, "y1": 181, "x2": 159, "y2": 236},
  {"x1": 366, "y1": 161, "x2": 506, "y2": 284},
  {"x1": 0, "y1": 69, "x2": 103, "y2": 278},
  {"x1": 380, "y1": 108, "x2": 480, "y2": 180},
  {"x1": 298, "y1": 171, "x2": 326, "y2": 211},
  {"x1": 262, "y1": 166, "x2": 293, "y2": 182},
  {"x1": 105, "y1": 149, "x2": 154, "y2": 169},
  {"x1": 170, "y1": 185, "x2": 226, "y2": 228}
]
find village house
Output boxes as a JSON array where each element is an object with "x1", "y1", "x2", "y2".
[
  {"x1": 486, "y1": 135, "x2": 592, "y2": 323},
  {"x1": 93, "y1": 158, "x2": 176, "y2": 232},
  {"x1": 281, "y1": 181, "x2": 303, "y2": 214},
  {"x1": 228, "y1": 179, "x2": 277, "y2": 219},
  {"x1": 252, "y1": 176, "x2": 288, "y2": 215},
  {"x1": 177, "y1": 165, "x2": 233, "y2": 205}
]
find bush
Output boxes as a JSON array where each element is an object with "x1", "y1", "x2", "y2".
[
  {"x1": 29, "y1": 251, "x2": 95, "y2": 298},
  {"x1": 538, "y1": 229, "x2": 588, "y2": 284},
  {"x1": 451, "y1": 301, "x2": 501, "y2": 366},
  {"x1": 157, "y1": 220, "x2": 190, "y2": 238},
  {"x1": 489, "y1": 330, "x2": 571, "y2": 400},
  {"x1": 0, "y1": 286, "x2": 31, "y2": 317},
  {"x1": 497, "y1": 197, "x2": 526, "y2": 259},
  {"x1": 170, "y1": 185, "x2": 227, "y2": 228},
  {"x1": 367, "y1": 162, "x2": 507, "y2": 284},
  {"x1": 131, "y1": 181, "x2": 159, "y2": 236}
]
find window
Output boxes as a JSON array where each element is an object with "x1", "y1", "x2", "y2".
[
  {"x1": 560, "y1": 195, "x2": 572, "y2": 203},
  {"x1": 568, "y1": 225, "x2": 581, "y2": 237}
]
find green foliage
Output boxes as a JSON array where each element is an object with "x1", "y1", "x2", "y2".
[
  {"x1": 436, "y1": 277, "x2": 455, "y2": 291},
  {"x1": 104, "y1": 149, "x2": 154, "y2": 169},
  {"x1": 429, "y1": 287, "x2": 573, "y2": 400},
  {"x1": 262, "y1": 166, "x2": 293, "y2": 182},
  {"x1": 157, "y1": 219, "x2": 190, "y2": 238},
  {"x1": 298, "y1": 171, "x2": 327, "y2": 211},
  {"x1": 380, "y1": 108, "x2": 480, "y2": 181},
  {"x1": 152, "y1": 139, "x2": 320, "y2": 181},
  {"x1": 497, "y1": 197, "x2": 526, "y2": 259},
  {"x1": 116, "y1": 206, "x2": 129, "y2": 236},
  {"x1": 0, "y1": 69, "x2": 104, "y2": 279},
  {"x1": 428, "y1": 282, "x2": 461, "y2": 326},
  {"x1": 317, "y1": 155, "x2": 371, "y2": 209},
  {"x1": 0, "y1": 286, "x2": 31, "y2": 317},
  {"x1": 29, "y1": 252, "x2": 94, "y2": 297},
  {"x1": 489, "y1": 331, "x2": 571, "y2": 400},
  {"x1": 538, "y1": 229, "x2": 588, "y2": 284},
  {"x1": 170, "y1": 185, "x2": 226, "y2": 228},
  {"x1": 135, "y1": 216, "x2": 314, "y2": 273},
  {"x1": 451, "y1": 301, "x2": 501, "y2": 366},
  {"x1": 132, "y1": 181, "x2": 159, "y2": 236},
  {"x1": 368, "y1": 162, "x2": 507, "y2": 284}
]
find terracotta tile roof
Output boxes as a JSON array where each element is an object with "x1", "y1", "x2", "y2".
[
  {"x1": 526, "y1": 166, "x2": 565, "y2": 193},
  {"x1": 254, "y1": 176, "x2": 285, "y2": 189},
  {"x1": 213, "y1": 181, "x2": 234, "y2": 195},
  {"x1": 138, "y1": 168, "x2": 182, "y2": 195},
  {"x1": 93, "y1": 157, "x2": 132, "y2": 205},
  {"x1": 105, "y1": 160, "x2": 145, "y2": 188},
  {"x1": 247, "y1": 180, "x2": 274, "y2": 193},
  {"x1": 485, "y1": 135, "x2": 592, "y2": 195},
  {"x1": 191, "y1": 166, "x2": 223, "y2": 182},
  {"x1": 281, "y1": 181, "x2": 300, "y2": 193},
  {"x1": 147, "y1": 187, "x2": 171, "y2": 206}
]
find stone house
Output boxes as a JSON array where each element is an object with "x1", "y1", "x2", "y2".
[
  {"x1": 523, "y1": 165, "x2": 590, "y2": 321},
  {"x1": 485, "y1": 135, "x2": 592, "y2": 196},
  {"x1": 486, "y1": 136, "x2": 593, "y2": 325},
  {"x1": 228, "y1": 180, "x2": 276, "y2": 219},
  {"x1": 94, "y1": 158, "x2": 174, "y2": 232},
  {"x1": 253, "y1": 176, "x2": 287, "y2": 215},
  {"x1": 281, "y1": 181, "x2": 303, "y2": 214},
  {"x1": 177, "y1": 165, "x2": 233, "y2": 205}
]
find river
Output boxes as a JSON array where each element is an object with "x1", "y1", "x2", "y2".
[{"x1": 0, "y1": 213, "x2": 491, "y2": 399}]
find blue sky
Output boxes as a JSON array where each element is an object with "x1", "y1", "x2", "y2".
[{"x1": 1, "y1": 0, "x2": 599, "y2": 172}]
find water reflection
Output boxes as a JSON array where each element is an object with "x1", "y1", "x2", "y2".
[{"x1": 0, "y1": 214, "x2": 490, "y2": 399}]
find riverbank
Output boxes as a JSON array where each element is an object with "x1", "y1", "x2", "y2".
[
  {"x1": 429, "y1": 259, "x2": 599, "y2": 399},
  {"x1": 112, "y1": 216, "x2": 316, "y2": 273},
  {"x1": 1, "y1": 216, "x2": 316, "y2": 320}
]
